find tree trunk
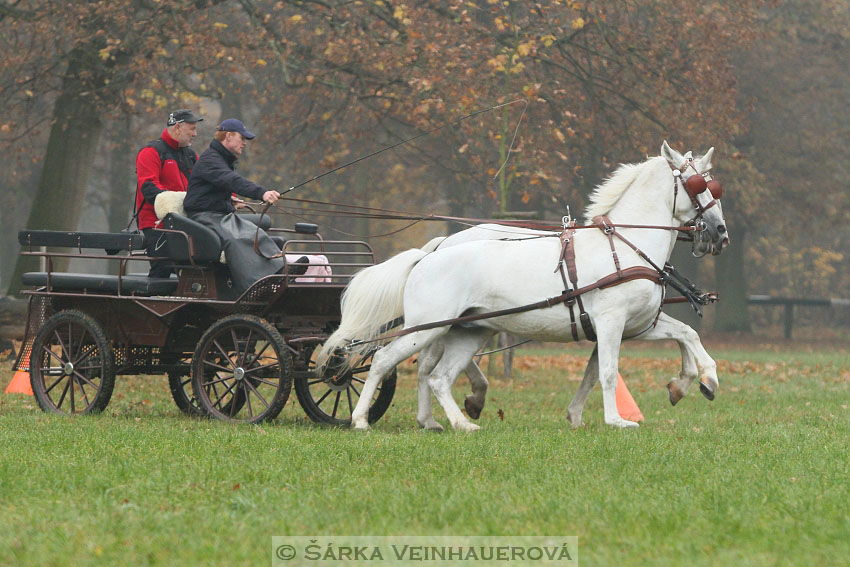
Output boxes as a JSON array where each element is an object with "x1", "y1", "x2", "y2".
[
  {"x1": 7, "y1": 65, "x2": 104, "y2": 295},
  {"x1": 107, "y1": 116, "x2": 135, "y2": 233},
  {"x1": 714, "y1": 225, "x2": 752, "y2": 332}
]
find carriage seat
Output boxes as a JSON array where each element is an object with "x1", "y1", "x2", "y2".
[
  {"x1": 155, "y1": 213, "x2": 275, "y2": 263},
  {"x1": 21, "y1": 272, "x2": 179, "y2": 296}
]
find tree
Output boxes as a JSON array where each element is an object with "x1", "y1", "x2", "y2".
[{"x1": 2, "y1": 0, "x2": 232, "y2": 294}]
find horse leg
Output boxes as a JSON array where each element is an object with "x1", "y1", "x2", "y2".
[
  {"x1": 426, "y1": 331, "x2": 491, "y2": 432},
  {"x1": 351, "y1": 328, "x2": 446, "y2": 430},
  {"x1": 639, "y1": 313, "x2": 719, "y2": 403},
  {"x1": 463, "y1": 360, "x2": 488, "y2": 420},
  {"x1": 566, "y1": 345, "x2": 599, "y2": 428},
  {"x1": 416, "y1": 342, "x2": 445, "y2": 431},
  {"x1": 596, "y1": 318, "x2": 639, "y2": 428}
]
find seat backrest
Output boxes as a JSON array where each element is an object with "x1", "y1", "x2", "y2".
[{"x1": 157, "y1": 214, "x2": 222, "y2": 263}]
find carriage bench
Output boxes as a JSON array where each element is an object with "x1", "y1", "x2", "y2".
[{"x1": 18, "y1": 229, "x2": 178, "y2": 296}]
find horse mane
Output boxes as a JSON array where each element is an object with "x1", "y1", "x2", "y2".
[{"x1": 583, "y1": 156, "x2": 663, "y2": 222}]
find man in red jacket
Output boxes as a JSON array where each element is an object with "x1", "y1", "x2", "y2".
[{"x1": 135, "y1": 109, "x2": 203, "y2": 277}]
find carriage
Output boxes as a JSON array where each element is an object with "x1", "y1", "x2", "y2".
[{"x1": 11, "y1": 210, "x2": 397, "y2": 424}]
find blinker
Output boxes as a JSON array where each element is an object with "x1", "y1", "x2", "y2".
[
  {"x1": 685, "y1": 174, "x2": 707, "y2": 197},
  {"x1": 707, "y1": 179, "x2": 723, "y2": 199}
]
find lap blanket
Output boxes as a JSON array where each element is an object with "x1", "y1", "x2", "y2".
[{"x1": 190, "y1": 211, "x2": 283, "y2": 294}]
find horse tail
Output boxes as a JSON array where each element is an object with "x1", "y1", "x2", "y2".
[
  {"x1": 317, "y1": 248, "x2": 428, "y2": 369},
  {"x1": 420, "y1": 236, "x2": 447, "y2": 253}
]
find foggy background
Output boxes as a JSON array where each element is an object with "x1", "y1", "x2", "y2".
[{"x1": 1, "y1": 1, "x2": 847, "y2": 338}]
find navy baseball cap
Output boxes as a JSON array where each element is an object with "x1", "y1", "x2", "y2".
[
  {"x1": 167, "y1": 109, "x2": 203, "y2": 126},
  {"x1": 216, "y1": 118, "x2": 256, "y2": 140}
]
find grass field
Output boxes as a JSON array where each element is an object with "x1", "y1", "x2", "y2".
[{"x1": 1, "y1": 338, "x2": 849, "y2": 566}]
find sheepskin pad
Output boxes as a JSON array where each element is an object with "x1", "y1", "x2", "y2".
[{"x1": 154, "y1": 191, "x2": 186, "y2": 219}]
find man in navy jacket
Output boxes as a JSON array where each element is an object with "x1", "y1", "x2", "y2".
[{"x1": 185, "y1": 119, "x2": 284, "y2": 294}]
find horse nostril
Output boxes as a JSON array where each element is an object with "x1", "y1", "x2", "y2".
[{"x1": 717, "y1": 225, "x2": 726, "y2": 235}]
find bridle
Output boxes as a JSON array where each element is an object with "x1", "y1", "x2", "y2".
[{"x1": 670, "y1": 156, "x2": 724, "y2": 257}]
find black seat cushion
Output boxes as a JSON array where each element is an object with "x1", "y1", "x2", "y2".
[
  {"x1": 22, "y1": 272, "x2": 178, "y2": 295},
  {"x1": 157, "y1": 214, "x2": 222, "y2": 263}
]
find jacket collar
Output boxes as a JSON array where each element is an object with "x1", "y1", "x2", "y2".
[
  {"x1": 161, "y1": 128, "x2": 180, "y2": 149},
  {"x1": 210, "y1": 139, "x2": 237, "y2": 166}
]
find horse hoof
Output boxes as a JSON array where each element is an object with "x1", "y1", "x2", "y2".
[
  {"x1": 667, "y1": 380, "x2": 684, "y2": 406},
  {"x1": 464, "y1": 397, "x2": 483, "y2": 420},
  {"x1": 699, "y1": 381, "x2": 716, "y2": 401},
  {"x1": 351, "y1": 418, "x2": 370, "y2": 431},
  {"x1": 417, "y1": 419, "x2": 444, "y2": 432},
  {"x1": 606, "y1": 418, "x2": 639, "y2": 429},
  {"x1": 454, "y1": 422, "x2": 481, "y2": 433},
  {"x1": 566, "y1": 409, "x2": 583, "y2": 429}
]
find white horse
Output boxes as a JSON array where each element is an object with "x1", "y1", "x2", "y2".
[
  {"x1": 418, "y1": 223, "x2": 717, "y2": 429},
  {"x1": 320, "y1": 142, "x2": 728, "y2": 430}
]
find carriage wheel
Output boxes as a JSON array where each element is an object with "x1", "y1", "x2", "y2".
[
  {"x1": 191, "y1": 315, "x2": 291, "y2": 424},
  {"x1": 167, "y1": 370, "x2": 204, "y2": 417},
  {"x1": 295, "y1": 348, "x2": 396, "y2": 426},
  {"x1": 29, "y1": 310, "x2": 115, "y2": 415}
]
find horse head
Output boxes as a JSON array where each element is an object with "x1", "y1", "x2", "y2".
[{"x1": 662, "y1": 141, "x2": 730, "y2": 256}]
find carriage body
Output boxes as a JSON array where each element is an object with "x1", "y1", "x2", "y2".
[{"x1": 12, "y1": 213, "x2": 395, "y2": 423}]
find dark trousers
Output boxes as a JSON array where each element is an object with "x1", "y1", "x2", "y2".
[{"x1": 142, "y1": 228, "x2": 175, "y2": 278}]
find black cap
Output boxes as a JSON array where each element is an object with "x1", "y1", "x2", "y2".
[
  {"x1": 167, "y1": 109, "x2": 204, "y2": 126},
  {"x1": 216, "y1": 118, "x2": 256, "y2": 140}
]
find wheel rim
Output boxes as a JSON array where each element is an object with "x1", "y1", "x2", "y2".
[
  {"x1": 195, "y1": 322, "x2": 287, "y2": 422},
  {"x1": 34, "y1": 321, "x2": 106, "y2": 414}
]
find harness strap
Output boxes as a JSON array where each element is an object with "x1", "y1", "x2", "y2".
[
  {"x1": 556, "y1": 222, "x2": 581, "y2": 341},
  {"x1": 350, "y1": 266, "x2": 661, "y2": 349}
]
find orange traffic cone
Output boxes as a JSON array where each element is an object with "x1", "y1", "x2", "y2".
[
  {"x1": 5, "y1": 348, "x2": 33, "y2": 396},
  {"x1": 615, "y1": 373, "x2": 643, "y2": 422}
]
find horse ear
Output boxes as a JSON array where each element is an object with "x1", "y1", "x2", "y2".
[
  {"x1": 661, "y1": 140, "x2": 685, "y2": 169},
  {"x1": 697, "y1": 147, "x2": 715, "y2": 172}
]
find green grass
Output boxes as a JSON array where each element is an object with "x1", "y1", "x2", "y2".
[{"x1": 1, "y1": 342, "x2": 849, "y2": 566}]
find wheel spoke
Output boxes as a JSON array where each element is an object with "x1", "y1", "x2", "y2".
[
  {"x1": 349, "y1": 382, "x2": 361, "y2": 397},
  {"x1": 55, "y1": 376, "x2": 72, "y2": 408},
  {"x1": 42, "y1": 343, "x2": 67, "y2": 367},
  {"x1": 201, "y1": 373, "x2": 236, "y2": 388},
  {"x1": 331, "y1": 391, "x2": 341, "y2": 419},
  {"x1": 346, "y1": 388, "x2": 354, "y2": 414},
  {"x1": 307, "y1": 378, "x2": 326, "y2": 386},
  {"x1": 72, "y1": 369, "x2": 99, "y2": 389},
  {"x1": 252, "y1": 340, "x2": 272, "y2": 363},
  {"x1": 350, "y1": 365, "x2": 371, "y2": 374},
  {"x1": 72, "y1": 343, "x2": 97, "y2": 367},
  {"x1": 210, "y1": 377, "x2": 238, "y2": 410},
  {"x1": 315, "y1": 388, "x2": 333, "y2": 407},
  {"x1": 247, "y1": 377, "x2": 279, "y2": 388},
  {"x1": 44, "y1": 373, "x2": 66, "y2": 394},
  {"x1": 53, "y1": 329, "x2": 70, "y2": 363},
  {"x1": 69, "y1": 373, "x2": 76, "y2": 413},
  {"x1": 229, "y1": 383, "x2": 241, "y2": 418},
  {"x1": 67, "y1": 323, "x2": 74, "y2": 362},
  {"x1": 244, "y1": 382, "x2": 254, "y2": 418},
  {"x1": 244, "y1": 379, "x2": 270, "y2": 410},
  {"x1": 242, "y1": 361, "x2": 280, "y2": 375},
  {"x1": 212, "y1": 340, "x2": 235, "y2": 369},
  {"x1": 203, "y1": 360, "x2": 234, "y2": 373},
  {"x1": 74, "y1": 375, "x2": 91, "y2": 407}
]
